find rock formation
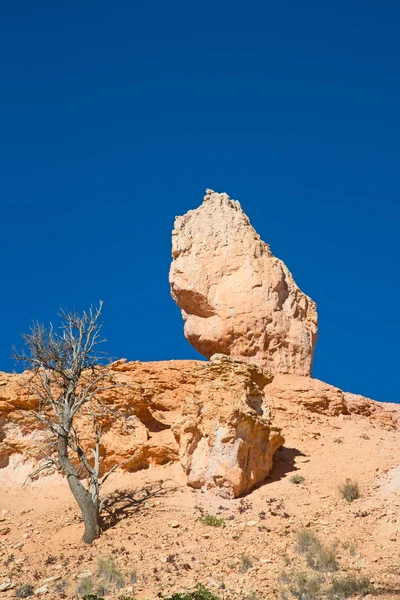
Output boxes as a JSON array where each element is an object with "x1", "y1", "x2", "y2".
[
  {"x1": 1, "y1": 360, "x2": 397, "y2": 496},
  {"x1": 169, "y1": 189, "x2": 318, "y2": 376},
  {"x1": 173, "y1": 354, "x2": 283, "y2": 497},
  {"x1": 0, "y1": 358, "x2": 284, "y2": 498}
]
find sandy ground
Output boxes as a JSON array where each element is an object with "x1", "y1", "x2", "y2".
[{"x1": 1, "y1": 410, "x2": 399, "y2": 599}]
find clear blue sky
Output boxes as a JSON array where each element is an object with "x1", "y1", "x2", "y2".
[{"x1": 0, "y1": 2, "x2": 399, "y2": 403}]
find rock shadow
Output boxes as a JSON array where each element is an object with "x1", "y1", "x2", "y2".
[
  {"x1": 100, "y1": 481, "x2": 177, "y2": 532},
  {"x1": 267, "y1": 446, "x2": 306, "y2": 482}
]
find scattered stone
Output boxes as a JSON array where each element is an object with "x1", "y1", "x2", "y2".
[
  {"x1": 41, "y1": 575, "x2": 61, "y2": 584},
  {"x1": 0, "y1": 581, "x2": 17, "y2": 592},
  {"x1": 34, "y1": 584, "x2": 49, "y2": 595},
  {"x1": 77, "y1": 570, "x2": 92, "y2": 579},
  {"x1": 169, "y1": 521, "x2": 180, "y2": 528},
  {"x1": 246, "y1": 521, "x2": 258, "y2": 527}
]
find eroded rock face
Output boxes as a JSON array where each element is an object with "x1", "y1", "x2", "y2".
[
  {"x1": 0, "y1": 358, "x2": 283, "y2": 498},
  {"x1": 169, "y1": 189, "x2": 318, "y2": 376},
  {"x1": 174, "y1": 354, "x2": 284, "y2": 498}
]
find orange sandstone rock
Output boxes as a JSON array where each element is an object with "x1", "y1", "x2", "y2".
[
  {"x1": 169, "y1": 189, "x2": 318, "y2": 376},
  {"x1": 0, "y1": 358, "x2": 283, "y2": 497}
]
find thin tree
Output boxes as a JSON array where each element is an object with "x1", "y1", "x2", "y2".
[{"x1": 13, "y1": 301, "x2": 129, "y2": 544}]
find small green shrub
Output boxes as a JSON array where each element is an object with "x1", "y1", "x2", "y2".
[
  {"x1": 198, "y1": 513, "x2": 225, "y2": 527},
  {"x1": 98, "y1": 557, "x2": 125, "y2": 588},
  {"x1": 339, "y1": 480, "x2": 360, "y2": 503},
  {"x1": 83, "y1": 596, "x2": 105, "y2": 600},
  {"x1": 328, "y1": 574, "x2": 373, "y2": 599},
  {"x1": 162, "y1": 583, "x2": 221, "y2": 600},
  {"x1": 240, "y1": 554, "x2": 253, "y2": 573},
  {"x1": 290, "y1": 475, "x2": 305, "y2": 485},
  {"x1": 16, "y1": 585, "x2": 35, "y2": 598},
  {"x1": 333, "y1": 437, "x2": 344, "y2": 444}
]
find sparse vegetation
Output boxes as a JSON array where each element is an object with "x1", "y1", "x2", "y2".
[
  {"x1": 97, "y1": 557, "x2": 124, "y2": 588},
  {"x1": 283, "y1": 570, "x2": 323, "y2": 600},
  {"x1": 198, "y1": 513, "x2": 225, "y2": 527},
  {"x1": 238, "y1": 499, "x2": 252, "y2": 513},
  {"x1": 130, "y1": 569, "x2": 138, "y2": 584},
  {"x1": 306, "y1": 544, "x2": 338, "y2": 573},
  {"x1": 333, "y1": 438, "x2": 344, "y2": 444},
  {"x1": 342, "y1": 541, "x2": 357, "y2": 556},
  {"x1": 77, "y1": 576, "x2": 94, "y2": 597},
  {"x1": 55, "y1": 580, "x2": 69, "y2": 598},
  {"x1": 16, "y1": 585, "x2": 35, "y2": 598},
  {"x1": 95, "y1": 583, "x2": 109, "y2": 597},
  {"x1": 339, "y1": 480, "x2": 360, "y2": 503},
  {"x1": 296, "y1": 530, "x2": 319, "y2": 554},
  {"x1": 240, "y1": 554, "x2": 253, "y2": 573},
  {"x1": 290, "y1": 475, "x2": 305, "y2": 485},
  {"x1": 162, "y1": 583, "x2": 221, "y2": 600},
  {"x1": 296, "y1": 530, "x2": 338, "y2": 572},
  {"x1": 328, "y1": 574, "x2": 373, "y2": 598}
]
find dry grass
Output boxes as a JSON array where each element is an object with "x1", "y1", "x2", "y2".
[
  {"x1": 327, "y1": 574, "x2": 373, "y2": 598},
  {"x1": 281, "y1": 570, "x2": 323, "y2": 600},
  {"x1": 339, "y1": 480, "x2": 360, "y2": 503},
  {"x1": 240, "y1": 554, "x2": 254, "y2": 573},
  {"x1": 97, "y1": 557, "x2": 124, "y2": 588},
  {"x1": 296, "y1": 530, "x2": 338, "y2": 572}
]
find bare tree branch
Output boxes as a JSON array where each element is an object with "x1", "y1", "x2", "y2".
[{"x1": 12, "y1": 301, "x2": 130, "y2": 545}]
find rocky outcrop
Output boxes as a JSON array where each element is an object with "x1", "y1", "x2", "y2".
[
  {"x1": 1, "y1": 359, "x2": 398, "y2": 497},
  {"x1": 264, "y1": 374, "x2": 398, "y2": 429},
  {"x1": 0, "y1": 358, "x2": 283, "y2": 498},
  {"x1": 169, "y1": 189, "x2": 318, "y2": 376},
  {"x1": 173, "y1": 354, "x2": 284, "y2": 497}
]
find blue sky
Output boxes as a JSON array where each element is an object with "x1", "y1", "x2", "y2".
[{"x1": 0, "y1": 2, "x2": 399, "y2": 403}]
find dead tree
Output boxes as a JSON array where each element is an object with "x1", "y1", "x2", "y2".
[{"x1": 13, "y1": 301, "x2": 128, "y2": 544}]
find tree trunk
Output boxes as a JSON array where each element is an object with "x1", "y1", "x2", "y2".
[{"x1": 58, "y1": 433, "x2": 100, "y2": 544}]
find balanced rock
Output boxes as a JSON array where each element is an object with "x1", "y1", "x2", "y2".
[{"x1": 169, "y1": 189, "x2": 318, "y2": 376}]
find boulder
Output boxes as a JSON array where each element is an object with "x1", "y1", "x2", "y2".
[
  {"x1": 173, "y1": 354, "x2": 284, "y2": 498},
  {"x1": 169, "y1": 189, "x2": 318, "y2": 376}
]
